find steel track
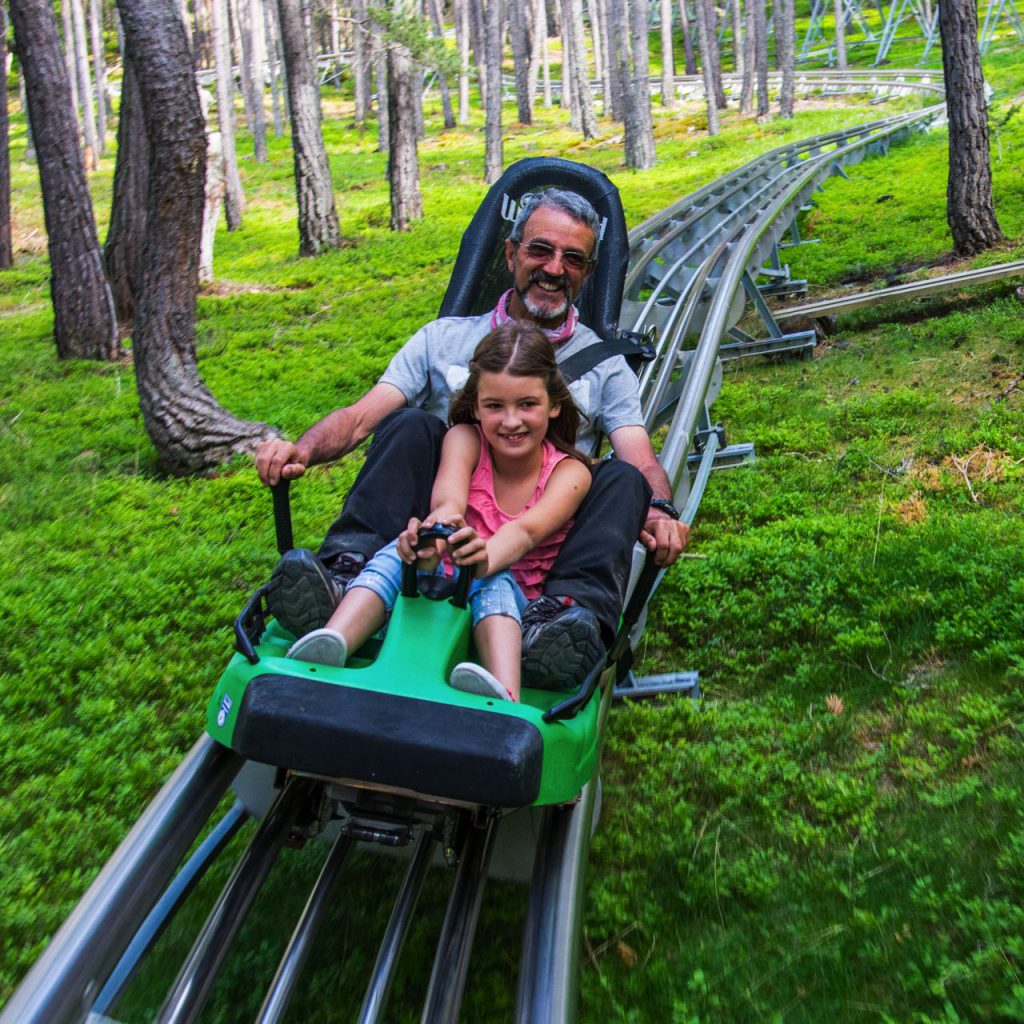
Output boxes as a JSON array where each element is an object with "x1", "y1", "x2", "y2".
[{"x1": 4, "y1": 68, "x2": 948, "y2": 1024}]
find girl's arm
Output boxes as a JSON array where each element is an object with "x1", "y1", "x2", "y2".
[
  {"x1": 397, "y1": 424, "x2": 480, "y2": 565},
  {"x1": 450, "y1": 459, "x2": 592, "y2": 577}
]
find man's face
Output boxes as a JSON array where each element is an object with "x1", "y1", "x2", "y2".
[{"x1": 504, "y1": 206, "x2": 597, "y2": 326}]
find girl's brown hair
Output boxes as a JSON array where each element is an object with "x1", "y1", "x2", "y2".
[{"x1": 449, "y1": 321, "x2": 591, "y2": 464}]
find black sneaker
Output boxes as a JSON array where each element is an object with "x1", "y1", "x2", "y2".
[
  {"x1": 322, "y1": 550, "x2": 367, "y2": 590},
  {"x1": 521, "y1": 596, "x2": 604, "y2": 691},
  {"x1": 266, "y1": 548, "x2": 343, "y2": 638}
]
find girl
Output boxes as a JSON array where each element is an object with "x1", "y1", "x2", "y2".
[{"x1": 286, "y1": 321, "x2": 593, "y2": 703}]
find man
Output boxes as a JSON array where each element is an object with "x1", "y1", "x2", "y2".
[{"x1": 255, "y1": 189, "x2": 689, "y2": 688}]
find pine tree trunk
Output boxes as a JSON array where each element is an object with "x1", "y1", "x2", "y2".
[
  {"x1": 116, "y1": 0, "x2": 274, "y2": 475},
  {"x1": 88, "y1": 0, "x2": 108, "y2": 148},
  {"x1": 70, "y1": 0, "x2": 100, "y2": 169},
  {"x1": 387, "y1": 38, "x2": 422, "y2": 229},
  {"x1": 0, "y1": 10, "x2": 12, "y2": 269},
  {"x1": 678, "y1": 0, "x2": 696, "y2": 75},
  {"x1": 351, "y1": 0, "x2": 370, "y2": 126},
  {"x1": 61, "y1": 0, "x2": 81, "y2": 132},
  {"x1": 938, "y1": 0, "x2": 1002, "y2": 255},
  {"x1": 277, "y1": 0, "x2": 341, "y2": 254},
  {"x1": 372, "y1": 12, "x2": 389, "y2": 153},
  {"x1": 753, "y1": 0, "x2": 768, "y2": 115},
  {"x1": 695, "y1": 0, "x2": 720, "y2": 133},
  {"x1": 238, "y1": 0, "x2": 268, "y2": 159},
  {"x1": 565, "y1": 0, "x2": 597, "y2": 136},
  {"x1": 661, "y1": 0, "x2": 676, "y2": 107},
  {"x1": 19, "y1": 72, "x2": 36, "y2": 161},
  {"x1": 621, "y1": 0, "x2": 655, "y2": 168},
  {"x1": 263, "y1": 0, "x2": 285, "y2": 135},
  {"x1": 731, "y1": 0, "x2": 744, "y2": 78},
  {"x1": 104, "y1": 54, "x2": 147, "y2": 322},
  {"x1": 540, "y1": 0, "x2": 552, "y2": 106},
  {"x1": 560, "y1": 7, "x2": 574, "y2": 121},
  {"x1": 587, "y1": 0, "x2": 604, "y2": 111},
  {"x1": 509, "y1": 0, "x2": 534, "y2": 123},
  {"x1": 740, "y1": 0, "x2": 754, "y2": 112},
  {"x1": 776, "y1": 0, "x2": 795, "y2": 117},
  {"x1": 454, "y1": 0, "x2": 471, "y2": 123},
  {"x1": 482, "y1": 0, "x2": 503, "y2": 182},
  {"x1": 212, "y1": 0, "x2": 245, "y2": 227},
  {"x1": 469, "y1": 0, "x2": 487, "y2": 110},
  {"x1": 427, "y1": 0, "x2": 456, "y2": 128},
  {"x1": 10, "y1": 0, "x2": 118, "y2": 359},
  {"x1": 702, "y1": 0, "x2": 726, "y2": 107},
  {"x1": 833, "y1": 0, "x2": 848, "y2": 68},
  {"x1": 598, "y1": 0, "x2": 620, "y2": 118}
]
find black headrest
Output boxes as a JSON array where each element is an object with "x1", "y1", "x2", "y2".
[{"x1": 437, "y1": 158, "x2": 628, "y2": 344}]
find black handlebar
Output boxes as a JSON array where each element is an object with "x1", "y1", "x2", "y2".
[
  {"x1": 271, "y1": 480, "x2": 293, "y2": 556},
  {"x1": 400, "y1": 524, "x2": 473, "y2": 609}
]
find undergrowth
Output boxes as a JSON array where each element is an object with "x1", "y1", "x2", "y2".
[{"x1": 2, "y1": 36, "x2": 1024, "y2": 1024}]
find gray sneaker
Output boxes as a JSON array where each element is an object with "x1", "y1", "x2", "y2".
[
  {"x1": 266, "y1": 548, "x2": 343, "y2": 638},
  {"x1": 521, "y1": 596, "x2": 604, "y2": 691}
]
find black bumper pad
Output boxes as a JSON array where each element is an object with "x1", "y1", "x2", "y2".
[{"x1": 232, "y1": 674, "x2": 544, "y2": 807}]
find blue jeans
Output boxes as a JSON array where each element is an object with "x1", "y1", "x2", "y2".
[{"x1": 348, "y1": 539, "x2": 528, "y2": 627}]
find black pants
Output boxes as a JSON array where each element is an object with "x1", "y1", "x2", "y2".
[{"x1": 318, "y1": 408, "x2": 652, "y2": 642}]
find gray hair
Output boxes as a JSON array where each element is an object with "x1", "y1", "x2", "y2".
[{"x1": 508, "y1": 189, "x2": 602, "y2": 259}]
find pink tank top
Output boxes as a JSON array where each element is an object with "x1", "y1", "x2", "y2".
[{"x1": 459, "y1": 427, "x2": 574, "y2": 600}]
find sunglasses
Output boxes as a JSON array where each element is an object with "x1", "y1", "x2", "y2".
[{"x1": 515, "y1": 239, "x2": 595, "y2": 272}]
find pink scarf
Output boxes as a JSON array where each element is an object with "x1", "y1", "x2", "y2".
[{"x1": 489, "y1": 289, "x2": 579, "y2": 345}]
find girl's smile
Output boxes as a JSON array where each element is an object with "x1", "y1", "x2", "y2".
[{"x1": 474, "y1": 371, "x2": 560, "y2": 460}]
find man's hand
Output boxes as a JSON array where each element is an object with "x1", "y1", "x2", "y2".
[
  {"x1": 639, "y1": 509, "x2": 690, "y2": 567},
  {"x1": 255, "y1": 438, "x2": 311, "y2": 486}
]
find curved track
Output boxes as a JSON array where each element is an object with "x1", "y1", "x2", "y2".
[{"x1": 3, "y1": 69, "x2": 946, "y2": 1024}]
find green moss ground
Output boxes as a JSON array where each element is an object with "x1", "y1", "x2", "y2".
[{"x1": 2, "y1": 39, "x2": 1024, "y2": 1022}]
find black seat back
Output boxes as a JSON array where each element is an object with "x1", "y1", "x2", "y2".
[{"x1": 438, "y1": 158, "x2": 628, "y2": 344}]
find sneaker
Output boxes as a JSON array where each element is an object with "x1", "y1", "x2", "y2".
[
  {"x1": 322, "y1": 550, "x2": 368, "y2": 590},
  {"x1": 521, "y1": 596, "x2": 604, "y2": 691},
  {"x1": 449, "y1": 662, "x2": 514, "y2": 702},
  {"x1": 287, "y1": 628, "x2": 348, "y2": 667},
  {"x1": 266, "y1": 548, "x2": 343, "y2": 638}
]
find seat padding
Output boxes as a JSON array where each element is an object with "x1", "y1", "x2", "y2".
[{"x1": 231, "y1": 674, "x2": 544, "y2": 807}]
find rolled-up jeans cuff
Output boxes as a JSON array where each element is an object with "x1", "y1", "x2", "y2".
[{"x1": 468, "y1": 570, "x2": 528, "y2": 627}]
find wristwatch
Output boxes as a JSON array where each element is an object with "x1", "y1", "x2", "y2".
[{"x1": 649, "y1": 499, "x2": 682, "y2": 520}]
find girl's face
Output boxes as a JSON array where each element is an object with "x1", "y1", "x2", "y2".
[{"x1": 474, "y1": 371, "x2": 560, "y2": 459}]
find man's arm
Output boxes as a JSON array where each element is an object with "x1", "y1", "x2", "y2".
[
  {"x1": 255, "y1": 382, "x2": 407, "y2": 486},
  {"x1": 607, "y1": 425, "x2": 690, "y2": 567}
]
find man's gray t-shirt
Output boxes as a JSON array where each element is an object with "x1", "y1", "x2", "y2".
[{"x1": 379, "y1": 312, "x2": 643, "y2": 454}]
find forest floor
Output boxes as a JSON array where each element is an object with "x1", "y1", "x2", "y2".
[{"x1": 2, "y1": 37, "x2": 1024, "y2": 1024}]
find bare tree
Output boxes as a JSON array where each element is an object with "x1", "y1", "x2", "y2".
[
  {"x1": 509, "y1": 0, "x2": 534, "y2": 123},
  {"x1": 0, "y1": 9, "x2": 12, "y2": 269},
  {"x1": 614, "y1": 0, "x2": 655, "y2": 168},
  {"x1": 695, "y1": 0, "x2": 719, "y2": 133},
  {"x1": 10, "y1": 0, "x2": 118, "y2": 359},
  {"x1": 833, "y1": 0, "x2": 848, "y2": 69},
  {"x1": 753, "y1": 0, "x2": 768, "y2": 116},
  {"x1": 937, "y1": 0, "x2": 1002, "y2": 255},
  {"x1": 212, "y1": 0, "x2": 245, "y2": 227},
  {"x1": 70, "y1": 0, "x2": 100, "y2": 168},
  {"x1": 482, "y1": 0, "x2": 503, "y2": 182},
  {"x1": 277, "y1": 0, "x2": 341, "y2": 254},
  {"x1": 387, "y1": 28, "x2": 423, "y2": 228},
  {"x1": 776, "y1": 0, "x2": 795, "y2": 117},
  {"x1": 105, "y1": 54, "x2": 147, "y2": 321},
  {"x1": 563, "y1": 0, "x2": 597, "y2": 136},
  {"x1": 678, "y1": 0, "x2": 697, "y2": 75},
  {"x1": 116, "y1": 0, "x2": 273, "y2": 474},
  {"x1": 660, "y1": 0, "x2": 676, "y2": 107}
]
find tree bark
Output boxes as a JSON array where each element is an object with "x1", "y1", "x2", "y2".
[
  {"x1": 695, "y1": 0, "x2": 719, "y2": 133},
  {"x1": 263, "y1": 0, "x2": 286, "y2": 135},
  {"x1": 753, "y1": 0, "x2": 768, "y2": 116},
  {"x1": 70, "y1": 0, "x2": 100, "y2": 168},
  {"x1": 833, "y1": 0, "x2": 848, "y2": 69},
  {"x1": 938, "y1": 0, "x2": 1002, "y2": 255},
  {"x1": 564, "y1": 0, "x2": 597, "y2": 136},
  {"x1": 482, "y1": 0, "x2": 503, "y2": 183},
  {"x1": 104, "y1": 54, "x2": 147, "y2": 322},
  {"x1": 351, "y1": 0, "x2": 371, "y2": 126},
  {"x1": 678, "y1": 0, "x2": 696, "y2": 75},
  {"x1": 238, "y1": 0, "x2": 268, "y2": 160},
  {"x1": 660, "y1": 0, "x2": 676, "y2": 107},
  {"x1": 277, "y1": 0, "x2": 341, "y2": 254},
  {"x1": 618, "y1": 0, "x2": 655, "y2": 168},
  {"x1": 587, "y1": 0, "x2": 604, "y2": 112},
  {"x1": 776, "y1": 0, "x2": 795, "y2": 117},
  {"x1": 115, "y1": 0, "x2": 273, "y2": 474},
  {"x1": 0, "y1": 10, "x2": 13, "y2": 269},
  {"x1": 212, "y1": 0, "x2": 245, "y2": 228},
  {"x1": 387, "y1": 35, "x2": 423, "y2": 229},
  {"x1": 509, "y1": 0, "x2": 534, "y2": 123},
  {"x1": 10, "y1": 0, "x2": 118, "y2": 359},
  {"x1": 702, "y1": 0, "x2": 726, "y2": 107}
]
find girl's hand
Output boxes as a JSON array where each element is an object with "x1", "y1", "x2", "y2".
[
  {"x1": 396, "y1": 517, "x2": 424, "y2": 564},
  {"x1": 397, "y1": 517, "x2": 441, "y2": 571},
  {"x1": 447, "y1": 525, "x2": 490, "y2": 577}
]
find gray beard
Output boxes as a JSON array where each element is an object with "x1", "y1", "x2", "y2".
[{"x1": 516, "y1": 283, "x2": 570, "y2": 322}]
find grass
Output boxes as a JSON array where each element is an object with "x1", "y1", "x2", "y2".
[{"x1": 2, "y1": 36, "x2": 1024, "y2": 1023}]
